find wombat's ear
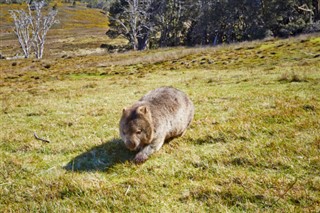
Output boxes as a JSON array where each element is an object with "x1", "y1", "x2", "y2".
[
  {"x1": 122, "y1": 108, "x2": 126, "y2": 114},
  {"x1": 137, "y1": 106, "x2": 148, "y2": 115}
]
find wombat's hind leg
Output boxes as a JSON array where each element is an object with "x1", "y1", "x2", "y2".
[{"x1": 165, "y1": 130, "x2": 187, "y2": 143}]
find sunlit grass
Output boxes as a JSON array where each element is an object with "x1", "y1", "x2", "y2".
[
  {"x1": 0, "y1": 2, "x2": 111, "y2": 58},
  {"x1": 1, "y1": 30, "x2": 320, "y2": 212}
]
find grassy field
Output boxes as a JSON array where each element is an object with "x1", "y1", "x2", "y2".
[
  {"x1": 1, "y1": 4, "x2": 320, "y2": 212},
  {"x1": 0, "y1": 2, "x2": 122, "y2": 58}
]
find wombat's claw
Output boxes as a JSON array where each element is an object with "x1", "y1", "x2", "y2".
[{"x1": 133, "y1": 153, "x2": 148, "y2": 164}]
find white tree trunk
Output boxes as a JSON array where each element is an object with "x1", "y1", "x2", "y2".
[{"x1": 9, "y1": 1, "x2": 57, "y2": 59}]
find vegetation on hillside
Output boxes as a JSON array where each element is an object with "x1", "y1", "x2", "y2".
[
  {"x1": 0, "y1": 2, "x2": 113, "y2": 58},
  {"x1": 1, "y1": 2, "x2": 319, "y2": 212},
  {"x1": 9, "y1": 0, "x2": 58, "y2": 59},
  {"x1": 1, "y1": 31, "x2": 320, "y2": 211},
  {"x1": 108, "y1": 0, "x2": 320, "y2": 50}
]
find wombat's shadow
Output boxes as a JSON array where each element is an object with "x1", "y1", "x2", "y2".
[{"x1": 64, "y1": 139, "x2": 135, "y2": 172}]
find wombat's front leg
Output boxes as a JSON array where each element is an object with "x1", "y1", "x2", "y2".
[{"x1": 134, "y1": 137, "x2": 165, "y2": 164}]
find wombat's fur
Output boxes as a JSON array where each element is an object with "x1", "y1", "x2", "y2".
[{"x1": 119, "y1": 87, "x2": 194, "y2": 163}]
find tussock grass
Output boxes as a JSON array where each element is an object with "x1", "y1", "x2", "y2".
[
  {"x1": 278, "y1": 72, "x2": 308, "y2": 83},
  {"x1": 1, "y1": 20, "x2": 320, "y2": 213}
]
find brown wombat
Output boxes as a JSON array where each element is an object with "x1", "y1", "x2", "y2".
[{"x1": 119, "y1": 87, "x2": 194, "y2": 163}]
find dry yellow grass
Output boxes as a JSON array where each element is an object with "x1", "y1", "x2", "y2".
[{"x1": 1, "y1": 4, "x2": 319, "y2": 212}]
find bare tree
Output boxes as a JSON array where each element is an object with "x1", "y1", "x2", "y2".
[
  {"x1": 108, "y1": 0, "x2": 157, "y2": 50},
  {"x1": 10, "y1": 1, "x2": 57, "y2": 59},
  {"x1": 29, "y1": 1, "x2": 57, "y2": 59},
  {"x1": 9, "y1": 10, "x2": 32, "y2": 58}
]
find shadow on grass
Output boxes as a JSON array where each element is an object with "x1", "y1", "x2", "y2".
[{"x1": 64, "y1": 139, "x2": 136, "y2": 172}]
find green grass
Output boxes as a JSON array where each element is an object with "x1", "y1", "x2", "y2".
[{"x1": 1, "y1": 11, "x2": 320, "y2": 212}]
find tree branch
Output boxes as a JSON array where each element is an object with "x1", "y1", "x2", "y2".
[
  {"x1": 34, "y1": 132, "x2": 50, "y2": 143},
  {"x1": 297, "y1": 4, "x2": 314, "y2": 14}
]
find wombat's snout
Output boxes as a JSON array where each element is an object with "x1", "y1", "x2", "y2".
[{"x1": 125, "y1": 140, "x2": 138, "y2": 151}]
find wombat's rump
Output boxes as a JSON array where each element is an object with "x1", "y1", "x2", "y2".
[{"x1": 119, "y1": 87, "x2": 194, "y2": 163}]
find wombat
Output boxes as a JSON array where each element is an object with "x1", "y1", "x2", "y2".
[{"x1": 119, "y1": 87, "x2": 194, "y2": 164}]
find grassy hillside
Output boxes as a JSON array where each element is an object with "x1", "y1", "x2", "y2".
[
  {"x1": 0, "y1": 2, "x2": 124, "y2": 58},
  {"x1": 1, "y1": 4, "x2": 320, "y2": 212}
]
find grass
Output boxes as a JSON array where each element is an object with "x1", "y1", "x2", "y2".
[
  {"x1": 0, "y1": 2, "x2": 117, "y2": 58},
  {"x1": 1, "y1": 4, "x2": 320, "y2": 211}
]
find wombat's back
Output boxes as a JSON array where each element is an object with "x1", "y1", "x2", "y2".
[{"x1": 140, "y1": 87, "x2": 194, "y2": 139}]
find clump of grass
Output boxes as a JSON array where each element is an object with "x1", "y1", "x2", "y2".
[{"x1": 278, "y1": 72, "x2": 308, "y2": 83}]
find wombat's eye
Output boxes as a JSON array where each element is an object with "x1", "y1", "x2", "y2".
[
  {"x1": 136, "y1": 130, "x2": 142, "y2": 134},
  {"x1": 122, "y1": 131, "x2": 126, "y2": 135}
]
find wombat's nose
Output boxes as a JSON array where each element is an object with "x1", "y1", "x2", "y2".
[{"x1": 125, "y1": 140, "x2": 136, "y2": 151}]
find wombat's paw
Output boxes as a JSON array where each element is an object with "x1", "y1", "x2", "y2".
[{"x1": 133, "y1": 152, "x2": 148, "y2": 164}]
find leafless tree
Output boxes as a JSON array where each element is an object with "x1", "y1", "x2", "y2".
[
  {"x1": 9, "y1": 10, "x2": 32, "y2": 58},
  {"x1": 29, "y1": 1, "x2": 57, "y2": 59},
  {"x1": 10, "y1": 1, "x2": 57, "y2": 59},
  {"x1": 108, "y1": 0, "x2": 157, "y2": 50}
]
